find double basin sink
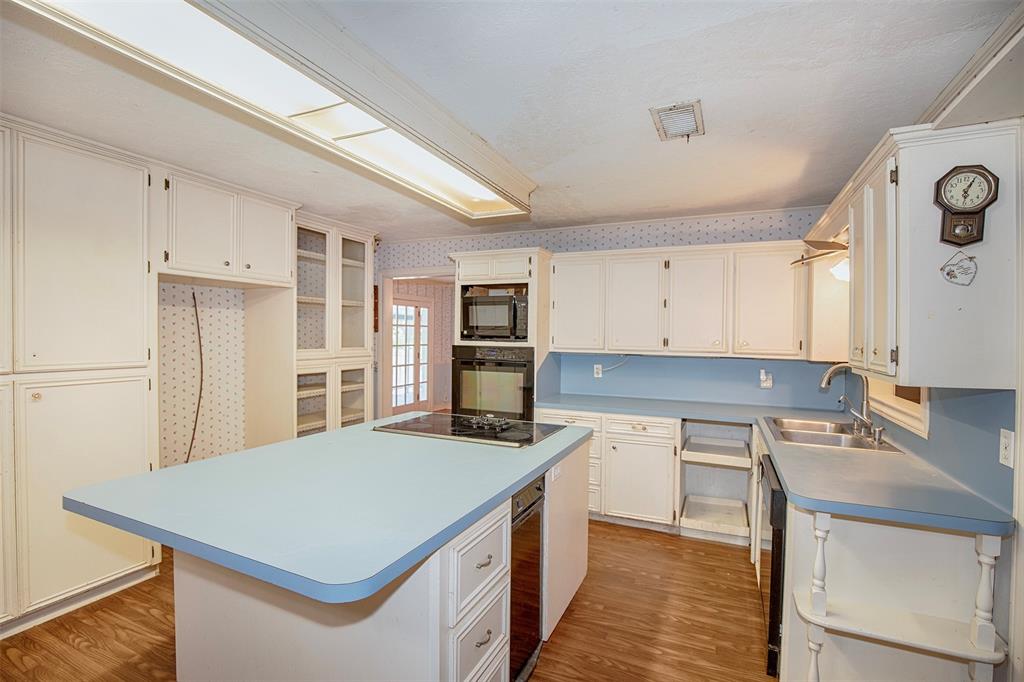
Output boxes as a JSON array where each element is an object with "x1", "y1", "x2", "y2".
[{"x1": 766, "y1": 418, "x2": 902, "y2": 453}]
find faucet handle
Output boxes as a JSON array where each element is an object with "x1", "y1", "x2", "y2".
[{"x1": 872, "y1": 425, "x2": 885, "y2": 444}]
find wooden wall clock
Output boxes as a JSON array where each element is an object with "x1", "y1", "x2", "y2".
[{"x1": 934, "y1": 165, "x2": 999, "y2": 246}]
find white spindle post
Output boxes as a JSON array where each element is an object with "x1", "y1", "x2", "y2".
[
  {"x1": 810, "y1": 512, "x2": 831, "y2": 616},
  {"x1": 968, "y1": 534, "x2": 1000, "y2": 681},
  {"x1": 807, "y1": 623, "x2": 824, "y2": 682}
]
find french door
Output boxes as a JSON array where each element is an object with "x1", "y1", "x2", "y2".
[{"x1": 391, "y1": 299, "x2": 430, "y2": 413}]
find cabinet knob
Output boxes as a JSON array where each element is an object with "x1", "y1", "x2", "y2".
[
  {"x1": 31, "y1": 392, "x2": 42, "y2": 401},
  {"x1": 739, "y1": 340, "x2": 749, "y2": 348},
  {"x1": 223, "y1": 260, "x2": 231, "y2": 267},
  {"x1": 712, "y1": 339, "x2": 721, "y2": 346},
  {"x1": 245, "y1": 264, "x2": 252, "y2": 270},
  {"x1": 872, "y1": 348, "x2": 879, "y2": 356},
  {"x1": 611, "y1": 445, "x2": 617, "y2": 451}
]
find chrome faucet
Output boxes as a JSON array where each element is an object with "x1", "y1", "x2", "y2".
[{"x1": 819, "y1": 363, "x2": 883, "y2": 442}]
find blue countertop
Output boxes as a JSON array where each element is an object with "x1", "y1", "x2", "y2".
[
  {"x1": 536, "y1": 394, "x2": 1014, "y2": 536},
  {"x1": 63, "y1": 414, "x2": 592, "y2": 603}
]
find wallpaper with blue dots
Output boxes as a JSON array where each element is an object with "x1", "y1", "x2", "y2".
[{"x1": 377, "y1": 207, "x2": 824, "y2": 271}]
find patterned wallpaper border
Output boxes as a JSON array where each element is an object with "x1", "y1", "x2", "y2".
[{"x1": 376, "y1": 206, "x2": 825, "y2": 271}]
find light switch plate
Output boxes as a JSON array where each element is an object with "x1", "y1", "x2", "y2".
[
  {"x1": 999, "y1": 429, "x2": 1015, "y2": 468},
  {"x1": 593, "y1": 364, "x2": 603, "y2": 378},
  {"x1": 552, "y1": 463, "x2": 563, "y2": 480}
]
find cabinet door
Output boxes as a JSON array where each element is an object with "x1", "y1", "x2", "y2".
[
  {"x1": 807, "y1": 254, "x2": 850, "y2": 363},
  {"x1": 168, "y1": 174, "x2": 236, "y2": 276},
  {"x1": 551, "y1": 258, "x2": 605, "y2": 350},
  {"x1": 0, "y1": 382, "x2": 14, "y2": 622},
  {"x1": 604, "y1": 437, "x2": 675, "y2": 524},
  {"x1": 667, "y1": 252, "x2": 729, "y2": 353},
  {"x1": 15, "y1": 375, "x2": 151, "y2": 612},
  {"x1": 239, "y1": 195, "x2": 293, "y2": 284},
  {"x1": 17, "y1": 136, "x2": 148, "y2": 371},
  {"x1": 492, "y1": 254, "x2": 530, "y2": 279},
  {"x1": 0, "y1": 127, "x2": 11, "y2": 375},
  {"x1": 458, "y1": 257, "x2": 492, "y2": 281},
  {"x1": 606, "y1": 256, "x2": 664, "y2": 352},
  {"x1": 848, "y1": 190, "x2": 868, "y2": 367},
  {"x1": 866, "y1": 158, "x2": 897, "y2": 376},
  {"x1": 733, "y1": 247, "x2": 806, "y2": 357}
]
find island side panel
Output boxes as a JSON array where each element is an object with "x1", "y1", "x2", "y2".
[
  {"x1": 543, "y1": 438, "x2": 590, "y2": 639},
  {"x1": 174, "y1": 551, "x2": 441, "y2": 681}
]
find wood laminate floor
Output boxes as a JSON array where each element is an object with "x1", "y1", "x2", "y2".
[{"x1": 1, "y1": 521, "x2": 771, "y2": 681}]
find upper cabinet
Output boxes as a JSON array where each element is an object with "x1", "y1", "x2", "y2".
[
  {"x1": 0, "y1": 127, "x2": 10, "y2": 375},
  {"x1": 607, "y1": 256, "x2": 664, "y2": 352},
  {"x1": 733, "y1": 245, "x2": 807, "y2": 358},
  {"x1": 15, "y1": 133, "x2": 149, "y2": 372},
  {"x1": 164, "y1": 172, "x2": 297, "y2": 287},
  {"x1": 810, "y1": 119, "x2": 1020, "y2": 388},
  {"x1": 550, "y1": 256, "x2": 605, "y2": 351},
  {"x1": 549, "y1": 241, "x2": 808, "y2": 360}
]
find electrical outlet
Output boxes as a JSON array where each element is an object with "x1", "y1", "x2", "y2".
[
  {"x1": 593, "y1": 364, "x2": 603, "y2": 378},
  {"x1": 552, "y1": 463, "x2": 563, "y2": 480},
  {"x1": 999, "y1": 429, "x2": 1015, "y2": 468},
  {"x1": 759, "y1": 368, "x2": 773, "y2": 390}
]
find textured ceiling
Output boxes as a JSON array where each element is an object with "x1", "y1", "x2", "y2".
[{"x1": 1, "y1": 1, "x2": 1016, "y2": 240}]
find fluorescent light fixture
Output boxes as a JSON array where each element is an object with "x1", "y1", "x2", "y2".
[
  {"x1": 34, "y1": 0, "x2": 525, "y2": 219},
  {"x1": 830, "y1": 258, "x2": 850, "y2": 282}
]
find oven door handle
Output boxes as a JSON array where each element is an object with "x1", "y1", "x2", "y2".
[{"x1": 512, "y1": 498, "x2": 543, "y2": 529}]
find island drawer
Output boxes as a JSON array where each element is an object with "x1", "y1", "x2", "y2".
[
  {"x1": 447, "y1": 502, "x2": 511, "y2": 627},
  {"x1": 475, "y1": 643, "x2": 510, "y2": 682},
  {"x1": 448, "y1": 583, "x2": 510, "y2": 682},
  {"x1": 588, "y1": 486, "x2": 601, "y2": 512},
  {"x1": 533, "y1": 409, "x2": 602, "y2": 431},
  {"x1": 605, "y1": 415, "x2": 678, "y2": 439},
  {"x1": 588, "y1": 458, "x2": 601, "y2": 485}
]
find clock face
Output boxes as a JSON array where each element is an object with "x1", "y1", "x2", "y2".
[{"x1": 940, "y1": 171, "x2": 991, "y2": 210}]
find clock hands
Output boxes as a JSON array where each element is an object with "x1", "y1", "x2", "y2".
[{"x1": 962, "y1": 177, "x2": 976, "y2": 202}]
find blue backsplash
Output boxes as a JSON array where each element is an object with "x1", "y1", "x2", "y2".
[{"x1": 542, "y1": 353, "x2": 847, "y2": 411}]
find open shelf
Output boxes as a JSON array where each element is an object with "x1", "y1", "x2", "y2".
[
  {"x1": 297, "y1": 296, "x2": 326, "y2": 306},
  {"x1": 340, "y1": 382, "x2": 365, "y2": 393},
  {"x1": 296, "y1": 384, "x2": 327, "y2": 399},
  {"x1": 682, "y1": 436, "x2": 751, "y2": 469},
  {"x1": 298, "y1": 249, "x2": 327, "y2": 262},
  {"x1": 297, "y1": 414, "x2": 327, "y2": 433},
  {"x1": 680, "y1": 495, "x2": 748, "y2": 537},
  {"x1": 793, "y1": 592, "x2": 1005, "y2": 665},
  {"x1": 340, "y1": 410, "x2": 364, "y2": 425},
  {"x1": 341, "y1": 299, "x2": 365, "y2": 307}
]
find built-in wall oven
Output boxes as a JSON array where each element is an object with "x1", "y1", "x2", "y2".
[
  {"x1": 760, "y1": 454, "x2": 787, "y2": 677},
  {"x1": 452, "y1": 346, "x2": 535, "y2": 421}
]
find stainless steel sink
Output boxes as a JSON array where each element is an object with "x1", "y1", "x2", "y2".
[
  {"x1": 771, "y1": 418, "x2": 853, "y2": 434},
  {"x1": 766, "y1": 417, "x2": 902, "y2": 453}
]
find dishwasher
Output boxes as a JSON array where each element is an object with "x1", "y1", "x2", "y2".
[{"x1": 509, "y1": 476, "x2": 544, "y2": 681}]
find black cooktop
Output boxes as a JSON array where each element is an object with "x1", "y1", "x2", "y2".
[{"x1": 373, "y1": 413, "x2": 564, "y2": 448}]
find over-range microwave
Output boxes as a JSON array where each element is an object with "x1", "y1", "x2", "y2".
[{"x1": 461, "y1": 287, "x2": 528, "y2": 341}]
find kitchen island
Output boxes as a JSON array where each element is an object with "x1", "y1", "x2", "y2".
[{"x1": 63, "y1": 414, "x2": 593, "y2": 681}]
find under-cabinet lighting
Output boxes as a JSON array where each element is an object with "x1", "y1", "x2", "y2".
[
  {"x1": 830, "y1": 258, "x2": 850, "y2": 282},
  {"x1": 35, "y1": 0, "x2": 525, "y2": 219}
]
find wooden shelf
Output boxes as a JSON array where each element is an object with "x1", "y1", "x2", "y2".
[
  {"x1": 340, "y1": 411, "x2": 364, "y2": 425},
  {"x1": 793, "y1": 592, "x2": 1005, "y2": 665},
  {"x1": 340, "y1": 382, "x2": 365, "y2": 393},
  {"x1": 680, "y1": 495, "x2": 748, "y2": 537},
  {"x1": 297, "y1": 296, "x2": 326, "y2": 306},
  {"x1": 341, "y1": 258, "x2": 365, "y2": 267},
  {"x1": 297, "y1": 249, "x2": 327, "y2": 262},
  {"x1": 681, "y1": 436, "x2": 751, "y2": 470},
  {"x1": 297, "y1": 414, "x2": 327, "y2": 432},
  {"x1": 296, "y1": 384, "x2": 327, "y2": 399},
  {"x1": 341, "y1": 299, "x2": 365, "y2": 307}
]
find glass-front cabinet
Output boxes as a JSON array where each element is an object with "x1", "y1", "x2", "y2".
[
  {"x1": 340, "y1": 238, "x2": 368, "y2": 353},
  {"x1": 296, "y1": 226, "x2": 329, "y2": 355},
  {"x1": 296, "y1": 368, "x2": 329, "y2": 438}
]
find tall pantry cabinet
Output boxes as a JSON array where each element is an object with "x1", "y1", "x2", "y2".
[{"x1": 0, "y1": 118, "x2": 159, "y2": 635}]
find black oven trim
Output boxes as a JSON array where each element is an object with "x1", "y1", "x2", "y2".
[
  {"x1": 451, "y1": 345, "x2": 535, "y2": 421},
  {"x1": 761, "y1": 453, "x2": 786, "y2": 678}
]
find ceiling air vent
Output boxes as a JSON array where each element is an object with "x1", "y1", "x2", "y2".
[{"x1": 650, "y1": 100, "x2": 705, "y2": 141}]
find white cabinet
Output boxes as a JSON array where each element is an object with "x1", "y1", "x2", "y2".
[
  {"x1": 550, "y1": 257, "x2": 605, "y2": 351},
  {"x1": 604, "y1": 436, "x2": 677, "y2": 524},
  {"x1": 813, "y1": 121, "x2": 1020, "y2": 388},
  {"x1": 733, "y1": 246, "x2": 807, "y2": 357},
  {"x1": 240, "y1": 195, "x2": 293, "y2": 283},
  {"x1": 455, "y1": 251, "x2": 532, "y2": 282},
  {"x1": 14, "y1": 373, "x2": 153, "y2": 612},
  {"x1": 807, "y1": 253, "x2": 850, "y2": 363},
  {"x1": 0, "y1": 381, "x2": 14, "y2": 622},
  {"x1": 606, "y1": 256, "x2": 663, "y2": 352},
  {"x1": 0, "y1": 126, "x2": 11, "y2": 375},
  {"x1": 667, "y1": 251, "x2": 729, "y2": 354},
  {"x1": 166, "y1": 172, "x2": 295, "y2": 286},
  {"x1": 16, "y1": 134, "x2": 148, "y2": 371},
  {"x1": 865, "y1": 158, "x2": 897, "y2": 376}
]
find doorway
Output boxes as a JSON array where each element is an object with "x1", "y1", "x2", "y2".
[{"x1": 379, "y1": 275, "x2": 455, "y2": 417}]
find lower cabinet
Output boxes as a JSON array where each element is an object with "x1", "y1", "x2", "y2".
[
  {"x1": 296, "y1": 359, "x2": 372, "y2": 438},
  {"x1": 0, "y1": 381, "x2": 13, "y2": 624},
  {"x1": 604, "y1": 437, "x2": 677, "y2": 524},
  {"x1": 12, "y1": 372, "x2": 155, "y2": 615}
]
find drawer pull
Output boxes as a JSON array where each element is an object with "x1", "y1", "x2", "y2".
[
  {"x1": 564, "y1": 418, "x2": 577, "y2": 424},
  {"x1": 475, "y1": 554, "x2": 493, "y2": 570},
  {"x1": 631, "y1": 423, "x2": 648, "y2": 432},
  {"x1": 474, "y1": 629, "x2": 493, "y2": 648}
]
